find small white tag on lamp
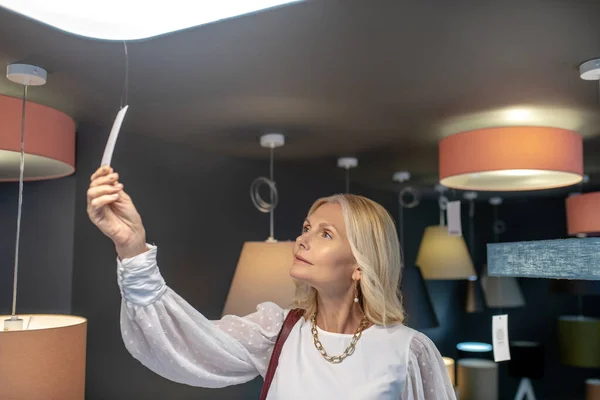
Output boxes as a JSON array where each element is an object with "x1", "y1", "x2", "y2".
[
  {"x1": 447, "y1": 200, "x2": 462, "y2": 236},
  {"x1": 492, "y1": 314, "x2": 511, "y2": 362}
]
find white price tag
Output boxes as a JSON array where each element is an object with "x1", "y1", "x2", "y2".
[
  {"x1": 447, "y1": 200, "x2": 462, "y2": 236},
  {"x1": 101, "y1": 105, "x2": 129, "y2": 167},
  {"x1": 492, "y1": 314, "x2": 511, "y2": 362}
]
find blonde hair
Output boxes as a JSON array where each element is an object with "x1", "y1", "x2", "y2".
[{"x1": 292, "y1": 194, "x2": 405, "y2": 326}]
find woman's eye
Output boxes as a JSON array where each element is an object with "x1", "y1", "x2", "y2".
[
  {"x1": 323, "y1": 231, "x2": 332, "y2": 239},
  {"x1": 302, "y1": 226, "x2": 309, "y2": 233}
]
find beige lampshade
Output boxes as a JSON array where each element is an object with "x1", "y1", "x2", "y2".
[
  {"x1": 558, "y1": 315, "x2": 600, "y2": 368},
  {"x1": 443, "y1": 357, "x2": 456, "y2": 386},
  {"x1": 416, "y1": 225, "x2": 476, "y2": 280},
  {"x1": 0, "y1": 314, "x2": 87, "y2": 400},
  {"x1": 586, "y1": 378, "x2": 600, "y2": 400},
  {"x1": 222, "y1": 241, "x2": 296, "y2": 317},
  {"x1": 457, "y1": 358, "x2": 498, "y2": 400},
  {"x1": 480, "y1": 264, "x2": 525, "y2": 308}
]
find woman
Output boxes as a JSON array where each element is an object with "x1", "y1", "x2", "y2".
[{"x1": 87, "y1": 166, "x2": 456, "y2": 399}]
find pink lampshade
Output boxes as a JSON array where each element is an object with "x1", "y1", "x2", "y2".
[
  {"x1": 0, "y1": 94, "x2": 75, "y2": 181},
  {"x1": 566, "y1": 192, "x2": 600, "y2": 237}
]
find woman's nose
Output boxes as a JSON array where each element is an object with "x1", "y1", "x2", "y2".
[{"x1": 296, "y1": 233, "x2": 309, "y2": 249}]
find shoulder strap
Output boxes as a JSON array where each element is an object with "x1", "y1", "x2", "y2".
[{"x1": 259, "y1": 308, "x2": 304, "y2": 400}]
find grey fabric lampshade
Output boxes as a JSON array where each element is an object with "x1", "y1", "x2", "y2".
[
  {"x1": 401, "y1": 265, "x2": 438, "y2": 329},
  {"x1": 465, "y1": 277, "x2": 485, "y2": 313}
]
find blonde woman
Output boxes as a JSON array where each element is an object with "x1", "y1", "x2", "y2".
[{"x1": 87, "y1": 166, "x2": 456, "y2": 399}]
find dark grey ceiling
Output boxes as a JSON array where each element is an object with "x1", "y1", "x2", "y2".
[{"x1": 1, "y1": 0, "x2": 600, "y2": 198}]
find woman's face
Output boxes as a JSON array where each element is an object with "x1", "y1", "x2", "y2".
[{"x1": 290, "y1": 202, "x2": 360, "y2": 296}]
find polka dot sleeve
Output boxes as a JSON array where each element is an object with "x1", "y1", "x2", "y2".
[
  {"x1": 401, "y1": 331, "x2": 456, "y2": 400},
  {"x1": 117, "y1": 244, "x2": 287, "y2": 389}
]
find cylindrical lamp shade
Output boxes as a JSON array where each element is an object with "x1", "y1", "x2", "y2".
[
  {"x1": 0, "y1": 315, "x2": 87, "y2": 400},
  {"x1": 566, "y1": 192, "x2": 600, "y2": 237},
  {"x1": 439, "y1": 127, "x2": 583, "y2": 191},
  {"x1": 457, "y1": 358, "x2": 498, "y2": 400},
  {"x1": 587, "y1": 379, "x2": 600, "y2": 400},
  {"x1": 481, "y1": 264, "x2": 525, "y2": 308},
  {"x1": 558, "y1": 316, "x2": 600, "y2": 368},
  {"x1": 0, "y1": 94, "x2": 75, "y2": 181},
  {"x1": 401, "y1": 265, "x2": 438, "y2": 329},
  {"x1": 416, "y1": 226, "x2": 475, "y2": 280},
  {"x1": 508, "y1": 341, "x2": 544, "y2": 379},
  {"x1": 443, "y1": 357, "x2": 456, "y2": 386},
  {"x1": 222, "y1": 241, "x2": 295, "y2": 317}
]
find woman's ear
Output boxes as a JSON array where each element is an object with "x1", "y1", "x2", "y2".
[{"x1": 352, "y1": 267, "x2": 362, "y2": 281}]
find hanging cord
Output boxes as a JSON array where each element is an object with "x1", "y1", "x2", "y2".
[
  {"x1": 11, "y1": 84, "x2": 28, "y2": 317},
  {"x1": 492, "y1": 200, "x2": 507, "y2": 315},
  {"x1": 120, "y1": 41, "x2": 129, "y2": 109},
  {"x1": 250, "y1": 146, "x2": 279, "y2": 241},
  {"x1": 468, "y1": 199, "x2": 475, "y2": 265}
]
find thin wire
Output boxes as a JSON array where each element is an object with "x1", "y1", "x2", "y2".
[
  {"x1": 269, "y1": 146, "x2": 275, "y2": 240},
  {"x1": 120, "y1": 41, "x2": 129, "y2": 109},
  {"x1": 12, "y1": 84, "x2": 28, "y2": 317},
  {"x1": 345, "y1": 168, "x2": 350, "y2": 194}
]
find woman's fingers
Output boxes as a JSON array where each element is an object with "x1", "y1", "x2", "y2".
[
  {"x1": 91, "y1": 166, "x2": 112, "y2": 181},
  {"x1": 87, "y1": 184, "x2": 123, "y2": 203},
  {"x1": 90, "y1": 172, "x2": 119, "y2": 188},
  {"x1": 89, "y1": 193, "x2": 120, "y2": 209}
]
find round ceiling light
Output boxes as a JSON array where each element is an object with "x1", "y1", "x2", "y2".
[{"x1": 439, "y1": 127, "x2": 583, "y2": 191}]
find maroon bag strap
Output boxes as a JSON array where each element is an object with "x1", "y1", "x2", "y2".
[{"x1": 259, "y1": 308, "x2": 304, "y2": 400}]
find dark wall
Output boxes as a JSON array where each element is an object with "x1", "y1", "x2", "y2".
[{"x1": 0, "y1": 176, "x2": 76, "y2": 316}]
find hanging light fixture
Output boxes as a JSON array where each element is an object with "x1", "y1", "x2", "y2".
[
  {"x1": 416, "y1": 185, "x2": 476, "y2": 280},
  {"x1": 393, "y1": 171, "x2": 438, "y2": 329},
  {"x1": 480, "y1": 197, "x2": 525, "y2": 309},
  {"x1": 439, "y1": 126, "x2": 583, "y2": 191},
  {"x1": 463, "y1": 192, "x2": 485, "y2": 313},
  {"x1": 0, "y1": 65, "x2": 75, "y2": 181},
  {"x1": 566, "y1": 191, "x2": 600, "y2": 238},
  {"x1": 222, "y1": 133, "x2": 295, "y2": 317},
  {"x1": 337, "y1": 157, "x2": 358, "y2": 194},
  {"x1": 0, "y1": 64, "x2": 86, "y2": 399}
]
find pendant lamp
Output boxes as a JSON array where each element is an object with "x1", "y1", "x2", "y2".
[
  {"x1": 1, "y1": 64, "x2": 86, "y2": 400},
  {"x1": 566, "y1": 191, "x2": 600, "y2": 238},
  {"x1": 393, "y1": 172, "x2": 438, "y2": 329},
  {"x1": 439, "y1": 126, "x2": 583, "y2": 191},
  {"x1": 0, "y1": 65, "x2": 75, "y2": 181},
  {"x1": 416, "y1": 186, "x2": 475, "y2": 280},
  {"x1": 480, "y1": 198, "x2": 525, "y2": 309},
  {"x1": 222, "y1": 134, "x2": 295, "y2": 317}
]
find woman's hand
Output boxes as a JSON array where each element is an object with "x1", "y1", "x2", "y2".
[{"x1": 87, "y1": 166, "x2": 148, "y2": 259}]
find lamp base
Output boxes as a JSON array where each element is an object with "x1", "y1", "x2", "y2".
[
  {"x1": 4, "y1": 316, "x2": 24, "y2": 331},
  {"x1": 514, "y1": 377, "x2": 536, "y2": 400}
]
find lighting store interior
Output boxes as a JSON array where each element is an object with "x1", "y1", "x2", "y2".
[{"x1": 1, "y1": 2, "x2": 599, "y2": 400}]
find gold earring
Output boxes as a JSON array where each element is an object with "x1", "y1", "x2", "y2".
[{"x1": 354, "y1": 281, "x2": 359, "y2": 303}]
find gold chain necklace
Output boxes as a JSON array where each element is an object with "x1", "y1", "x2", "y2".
[{"x1": 310, "y1": 313, "x2": 370, "y2": 364}]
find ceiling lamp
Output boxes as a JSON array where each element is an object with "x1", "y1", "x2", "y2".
[
  {"x1": 439, "y1": 126, "x2": 583, "y2": 191},
  {"x1": 222, "y1": 134, "x2": 295, "y2": 317},
  {"x1": 566, "y1": 191, "x2": 600, "y2": 237},
  {"x1": 1, "y1": 64, "x2": 87, "y2": 399},
  {"x1": 1, "y1": 65, "x2": 75, "y2": 182},
  {"x1": 416, "y1": 186, "x2": 476, "y2": 280},
  {"x1": 0, "y1": 0, "x2": 302, "y2": 41}
]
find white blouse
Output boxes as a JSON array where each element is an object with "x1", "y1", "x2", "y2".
[{"x1": 117, "y1": 244, "x2": 456, "y2": 399}]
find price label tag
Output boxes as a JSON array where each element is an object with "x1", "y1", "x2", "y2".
[
  {"x1": 447, "y1": 200, "x2": 462, "y2": 236},
  {"x1": 492, "y1": 314, "x2": 511, "y2": 362}
]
